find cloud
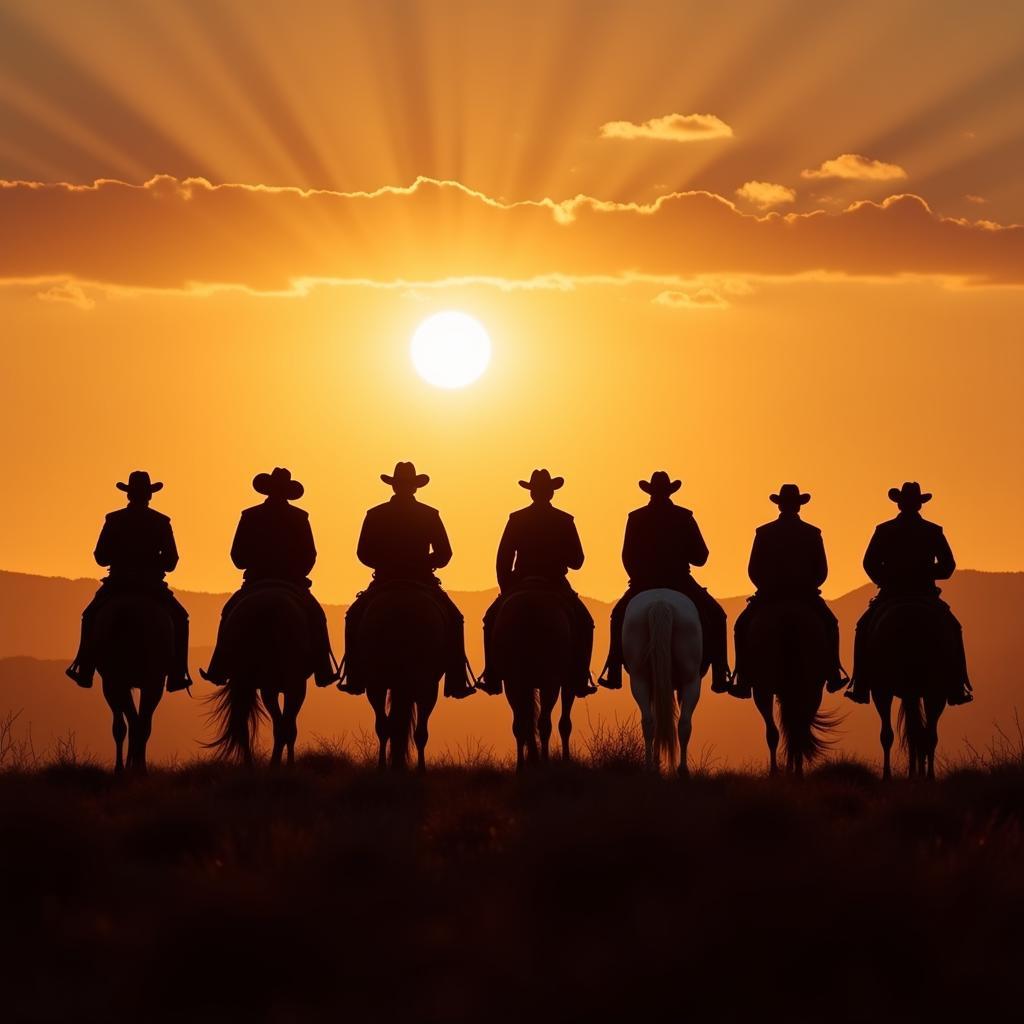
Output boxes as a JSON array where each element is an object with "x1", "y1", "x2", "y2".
[
  {"x1": 599, "y1": 113, "x2": 733, "y2": 143},
  {"x1": 1, "y1": 175, "x2": 1022, "y2": 297},
  {"x1": 965, "y1": 194, "x2": 987, "y2": 205},
  {"x1": 654, "y1": 288, "x2": 729, "y2": 310},
  {"x1": 801, "y1": 154, "x2": 908, "y2": 182},
  {"x1": 735, "y1": 181, "x2": 796, "y2": 209},
  {"x1": 35, "y1": 281, "x2": 95, "y2": 310}
]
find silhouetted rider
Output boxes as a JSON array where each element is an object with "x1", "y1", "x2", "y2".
[
  {"x1": 66, "y1": 471, "x2": 192, "y2": 692},
  {"x1": 340, "y1": 462, "x2": 474, "y2": 699},
  {"x1": 731, "y1": 484, "x2": 845, "y2": 698},
  {"x1": 201, "y1": 467, "x2": 337, "y2": 687},
  {"x1": 478, "y1": 469, "x2": 595, "y2": 697},
  {"x1": 598, "y1": 471, "x2": 730, "y2": 693},
  {"x1": 846, "y1": 481, "x2": 972, "y2": 705}
]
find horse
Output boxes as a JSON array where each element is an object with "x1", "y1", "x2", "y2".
[
  {"x1": 355, "y1": 583, "x2": 446, "y2": 771},
  {"x1": 492, "y1": 584, "x2": 579, "y2": 769},
  {"x1": 206, "y1": 584, "x2": 312, "y2": 766},
  {"x1": 621, "y1": 589, "x2": 702, "y2": 776},
  {"x1": 742, "y1": 599, "x2": 836, "y2": 777},
  {"x1": 863, "y1": 597, "x2": 951, "y2": 780},
  {"x1": 93, "y1": 591, "x2": 174, "y2": 773}
]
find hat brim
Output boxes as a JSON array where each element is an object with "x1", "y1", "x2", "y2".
[
  {"x1": 771, "y1": 492, "x2": 810, "y2": 505},
  {"x1": 382, "y1": 473, "x2": 430, "y2": 488},
  {"x1": 253, "y1": 474, "x2": 304, "y2": 500},
  {"x1": 639, "y1": 479, "x2": 681, "y2": 495},
  {"x1": 519, "y1": 477, "x2": 564, "y2": 491},
  {"x1": 889, "y1": 488, "x2": 931, "y2": 504},
  {"x1": 117, "y1": 480, "x2": 163, "y2": 494}
]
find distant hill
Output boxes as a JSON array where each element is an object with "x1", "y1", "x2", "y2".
[{"x1": 1, "y1": 569, "x2": 1021, "y2": 769}]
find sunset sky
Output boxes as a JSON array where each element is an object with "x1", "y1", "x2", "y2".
[{"x1": 2, "y1": 0, "x2": 1022, "y2": 604}]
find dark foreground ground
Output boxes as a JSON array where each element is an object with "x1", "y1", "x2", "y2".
[{"x1": 3, "y1": 746, "x2": 1024, "y2": 1024}]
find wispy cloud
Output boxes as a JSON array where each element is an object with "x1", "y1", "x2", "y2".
[
  {"x1": 654, "y1": 288, "x2": 729, "y2": 310},
  {"x1": 36, "y1": 281, "x2": 95, "y2": 310},
  {"x1": 1, "y1": 176, "x2": 1021, "y2": 295},
  {"x1": 735, "y1": 181, "x2": 796, "y2": 209},
  {"x1": 599, "y1": 113, "x2": 733, "y2": 143},
  {"x1": 801, "y1": 154, "x2": 908, "y2": 182},
  {"x1": 965, "y1": 194, "x2": 987, "y2": 205}
]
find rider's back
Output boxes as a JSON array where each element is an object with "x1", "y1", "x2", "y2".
[
  {"x1": 750, "y1": 517, "x2": 826, "y2": 597},
  {"x1": 232, "y1": 501, "x2": 315, "y2": 582},
  {"x1": 624, "y1": 502, "x2": 704, "y2": 586},
  {"x1": 502, "y1": 503, "x2": 582, "y2": 584},
  {"x1": 358, "y1": 496, "x2": 448, "y2": 581},
  {"x1": 96, "y1": 505, "x2": 176, "y2": 581},
  {"x1": 865, "y1": 514, "x2": 953, "y2": 593}
]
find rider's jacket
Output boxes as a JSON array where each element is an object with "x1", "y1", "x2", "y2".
[
  {"x1": 748, "y1": 515, "x2": 827, "y2": 599},
  {"x1": 231, "y1": 499, "x2": 316, "y2": 583},
  {"x1": 496, "y1": 503, "x2": 584, "y2": 591},
  {"x1": 622, "y1": 499, "x2": 707, "y2": 590},
  {"x1": 863, "y1": 512, "x2": 955, "y2": 596},
  {"x1": 95, "y1": 505, "x2": 178, "y2": 583},
  {"x1": 357, "y1": 495, "x2": 452, "y2": 583}
]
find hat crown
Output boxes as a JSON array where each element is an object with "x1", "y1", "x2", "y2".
[
  {"x1": 519, "y1": 469, "x2": 564, "y2": 491},
  {"x1": 770, "y1": 483, "x2": 810, "y2": 506},
  {"x1": 253, "y1": 466, "x2": 304, "y2": 499},
  {"x1": 639, "y1": 471, "x2": 681, "y2": 496},
  {"x1": 381, "y1": 462, "x2": 430, "y2": 489},
  {"x1": 117, "y1": 470, "x2": 163, "y2": 495},
  {"x1": 889, "y1": 481, "x2": 931, "y2": 505}
]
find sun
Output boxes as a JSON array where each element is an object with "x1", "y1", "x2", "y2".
[{"x1": 410, "y1": 311, "x2": 492, "y2": 389}]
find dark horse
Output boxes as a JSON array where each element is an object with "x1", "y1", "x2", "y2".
[
  {"x1": 206, "y1": 584, "x2": 311, "y2": 766},
  {"x1": 94, "y1": 591, "x2": 174, "y2": 773},
  {"x1": 355, "y1": 583, "x2": 446, "y2": 771},
  {"x1": 492, "y1": 584, "x2": 576, "y2": 769},
  {"x1": 744, "y1": 599, "x2": 836, "y2": 776},
  {"x1": 864, "y1": 597, "x2": 950, "y2": 780}
]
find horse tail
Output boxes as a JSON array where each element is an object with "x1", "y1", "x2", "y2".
[
  {"x1": 386, "y1": 690, "x2": 418, "y2": 769},
  {"x1": 898, "y1": 698, "x2": 924, "y2": 759},
  {"x1": 646, "y1": 601, "x2": 679, "y2": 772},
  {"x1": 205, "y1": 683, "x2": 266, "y2": 762},
  {"x1": 778, "y1": 694, "x2": 837, "y2": 765}
]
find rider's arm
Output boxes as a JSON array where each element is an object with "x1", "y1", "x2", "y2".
[
  {"x1": 429, "y1": 513, "x2": 453, "y2": 571},
  {"x1": 933, "y1": 529, "x2": 956, "y2": 581},
  {"x1": 812, "y1": 531, "x2": 828, "y2": 590},
  {"x1": 93, "y1": 515, "x2": 115, "y2": 568},
  {"x1": 229, "y1": 515, "x2": 252, "y2": 571},
  {"x1": 495, "y1": 519, "x2": 516, "y2": 591},
  {"x1": 747, "y1": 531, "x2": 765, "y2": 590},
  {"x1": 862, "y1": 528, "x2": 886, "y2": 586},
  {"x1": 298, "y1": 516, "x2": 317, "y2": 577},
  {"x1": 686, "y1": 516, "x2": 710, "y2": 569},
  {"x1": 356, "y1": 513, "x2": 378, "y2": 569},
  {"x1": 621, "y1": 515, "x2": 640, "y2": 579},
  {"x1": 565, "y1": 517, "x2": 584, "y2": 572},
  {"x1": 161, "y1": 520, "x2": 180, "y2": 574}
]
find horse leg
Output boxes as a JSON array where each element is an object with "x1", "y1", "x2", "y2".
[
  {"x1": 282, "y1": 683, "x2": 306, "y2": 767},
  {"x1": 261, "y1": 688, "x2": 285, "y2": 767},
  {"x1": 925, "y1": 696, "x2": 943, "y2": 780},
  {"x1": 677, "y1": 678, "x2": 700, "y2": 779},
  {"x1": 368, "y1": 689, "x2": 388, "y2": 771},
  {"x1": 122, "y1": 690, "x2": 142, "y2": 771},
  {"x1": 754, "y1": 689, "x2": 779, "y2": 776},
  {"x1": 630, "y1": 676, "x2": 656, "y2": 770},
  {"x1": 414, "y1": 684, "x2": 437, "y2": 774},
  {"x1": 558, "y1": 689, "x2": 575, "y2": 762},
  {"x1": 873, "y1": 692, "x2": 894, "y2": 780},
  {"x1": 538, "y1": 685, "x2": 558, "y2": 763},
  {"x1": 103, "y1": 680, "x2": 128, "y2": 774},
  {"x1": 132, "y1": 683, "x2": 163, "y2": 774},
  {"x1": 509, "y1": 685, "x2": 534, "y2": 771}
]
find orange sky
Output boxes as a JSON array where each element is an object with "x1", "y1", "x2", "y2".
[{"x1": 1, "y1": 0, "x2": 1022, "y2": 603}]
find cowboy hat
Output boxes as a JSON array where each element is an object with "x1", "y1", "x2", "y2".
[
  {"x1": 770, "y1": 483, "x2": 810, "y2": 506},
  {"x1": 888, "y1": 481, "x2": 931, "y2": 504},
  {"x1": 639, "y1": 471, "x2": 681, "y2": 497},
  {"x1": 116, "y1": 470, "x2": 163, "y2": 496},
  {"x1": 519, "y1": 468, "x2": 564, "y2": 492},
  {"x1": 381, "y1": 462, "x2": 430, "y2": 488},
  {"x1": 253, "y1": 467, "x2": 304, "y2": 500}
]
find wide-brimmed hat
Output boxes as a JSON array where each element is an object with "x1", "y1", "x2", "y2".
[
  {"x1": 520, "y1": 469, "x2": 564, "y2": 492},
  {"x1": 639, "y1": 471, "x2": 681, "y2": 497},
  {"x1": 382, "y1": 462, "x2": 430, "y2": 489},
  {"x1": 889, "y1": 481, "x2": 931, "y2": 505},
  {"x1": 771, "y1": 483, "x2": 810, "y2": 506},
  {"x1": 117, "y1": 470, "x2": 162, "y2": 497},
  {"x1": 253, "y1": 467, "x2": 304, "y2": 500}
]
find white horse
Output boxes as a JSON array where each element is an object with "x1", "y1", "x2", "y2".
[{"x1": 622, "y1": 589, "x2": 703, "y2": 776}]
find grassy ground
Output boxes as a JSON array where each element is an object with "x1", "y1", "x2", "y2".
[{"x1": 2, "y1": 732, "x2": 1024, "y2": 1023}]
